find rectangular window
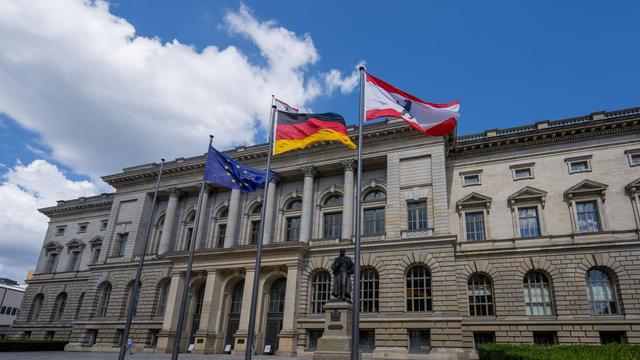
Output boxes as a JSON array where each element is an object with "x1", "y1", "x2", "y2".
[
  {"x1": 11, "y1": 308, "x2": 17, "y2": 316},
  {"x1": 216, "y1": 224, "x2": 226, "y2": 248},
  {"x1": 146, "y1": 330, "x2": 159, "y2": 347},
  {"x1": 285, "y1": 216, "x2": 301, "y2": 241},
  {"x1": 45, "y1": 253, "x2": 58, "y2": 273},
  {"x1": 533, "y1": 332, "x2": 557, "y2": 345},
  {"x1": 87, "y1": 330, "x2": 97, "y2": 345},
  {"x1": 569, "y1": 160, "x2": 590, "y2": 173},
  {"x1": 359, "y1": 330, "x2": 375, "y2": 353},
  {"x1": 463, "y1": 174, "x2": 481, "y2": 186},
  {"x1": 115, "y1": 233, "x2": 128, "y2": 257},
  {"x1": 407, "y1": 201, "x2": 427, "y2": 231},
  {"x1": 465, "y1": 212, "x2": 486, "y2": 241},
  {"x1": 67, "y1": 250, "x2": 81, "y2": 271},
  {"x1": 45, "y1": 331, "x2": 55, "y2": 340},
  {"x1": 0, "y1": 306, "x2": 5, "y2": 314},
  {"x1": 323, "y1": 212, "x2": 342, "y2": 239},
  {"x1": 631, "y1": 153, "x2": 640, "y2": 166},
  {"x1": 514, "y1": 168, "x2": 532, "y2": 179},
  {"x1": 55, "y1": 226, "x2": 66, "y2": 236},
  {"x1": 473, "y1": 332, "x2": 495, "y2": 349},
  {"x1": 364, "y1": 207, "x2": 385, "y2": 235},
  {"x1": 92, "y1": 248, "x2": 101, "y2": 264},
  {"x1": 576, "y1": 201, "x2": 601, "y2": 233},
  {"x1": 77, "y1": 223, "x2": 88, "y2": 233},
  {"x1": 307, "y1": 330, "x2": 323, "y2": 351},
  {"x1": 408, "y1": 330, "x2": 430, "y2": 354},
  {"x1": 518, "y1": 207, "x2": 540, "y2": 237},
  {"x1": 114, "y1": 329, "x2": 124, "y2": 345},
  {"x1": 100, "y1": 220, "x2": 108, "y2": 231},
  {"x1": 249, "y1": 220, "x2": 261, "y2": 245},
  {"x1": 600, "y1": 331, "x2": 626, "y2": 344}
]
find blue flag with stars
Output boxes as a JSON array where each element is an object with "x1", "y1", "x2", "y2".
[{"x1": 204, "y1": 146, "x2": 276, "y2": 192}]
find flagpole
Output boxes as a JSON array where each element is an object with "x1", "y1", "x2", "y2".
[
  {"x1": 118, "y1": 159, "x2": 165, "y2": 360},
  {"x1": 245, "y1": 95, "x2": 277, "y2": 360},
  {"x1": 351, "y1": 65, "x2": 366, "y2": 360},
  {"x1": 171, "y1": 135, "x2": 214, "y2": 360}
]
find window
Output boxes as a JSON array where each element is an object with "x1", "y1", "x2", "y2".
[
  {"x1": 249, "y1": 220, "x2": 261, "y2": 245},
  {"x1": 74, "y1": 293, "x2": 84, "y2": 320},
  {"x1": 307, "y1": 330, "x2": 323, "y2": 351},
  {"x1": 585, "y1": 268, "x2": 618, "y2": 315},
  {"x1": 146, "y1": 330, "x2": 159, "y2": 347},
  {"x1": 97, "y1": 282, "x2": 112, "y2": 318},
  {"x1": 523, "y1": 272, "x2": 554, "y2": 315},
  {"x1": 310, "y1": 271, "x2": 331, "y2": 313},
  {"x1": 409, "y1": 330, "x2": 430, "y2": 353},
  {"x1": 468, "y1": 274, "x2": 494, "y2": 316},
  {"x1": 22, "y1": 331, "x2": 31, "y2": 340},
  {"x1": 407, "y1": 201, "x2": 427, "y2": 231},
  {"x1": 114, "y1": 329, "x2": 124, "y2": 345},
  {"x1": 465, "y1": 212, "x2": 486, "y2": 241},
  {"x1": 67, "y1": 250, "x2": 81, "y2": 271},
  {"x1": 359, "y1": 330, "x2": 375, "y2": 353},
  {"x1": 285, "y1": 216, "x2": 301, "y2": 241},
  {"x1": 51, "y1": 292, "x2": 67, "y2": 322},
  {"x1": 29, "y1": 294, "x2": 44, "y2": 321},
  {"x1": 566, "y1": 156, "x2": 592, "y2": 173},
  {"x1": 213, "y1": 223, "x2": 226, "y2": 248},
  {"x1": 156, "y1": 281, "x2": 170, "y2": 317},
  {"x1": 473, "y1": 332, "x2": 495, "y2": 349},
  {"x1": 11, "y1": 308, "x2": 17, "y2": 316},
  {"x1": 360, "y1": 268, "x2": 379, "y2": 313},
  {"x1": 510, "y1": 163, "x2": 535, "y2": 180},
  {"x1": 87, "y1": 330, "x2": 97, "y2": 345},
  {"x1": 45, "y1": 253, "x2": 58, "y2": 273},
  {"x1": 600, "y1": 331, "x2": 626, "y2": 344},
  {"x1": 268, "y1": 278, "x2": 286, "y2": 313},
  {"x1": 287, "y1": 199, "x2": 302, "y2": 210},
  {"x1": 323, "y1": 212, "x2": 342, "y2": 239},
  {"x1": 518, "y1": 207, "x2": 540, "y2": 237},
  {"x1": 533, "y1": 332, "x2": 557, "y2": 345},
  {"x1": 124, "y1": 281, "x2": 141, "y2": 317},
  {"x1": 100, "y1": 220, "x2": 108, "y2": 231},
  {"x1": 363, "y1": 207, "x2": 385, "y2": 235},
  {"x1": 462, "y1": 173, "x2": 481, "y2": 186},
  {"x1": 324, "y1": 195, "x2": 343, "y2": 206},
  {"x1": 55, "y1": 226, "x2": 66, "y2": 236},
  {"x1": 114, "y1": 233, "x2": 128, "y2": 257},
  {"x1": 230, "y1": 280, "x2": 244, "y2": 315},
  {"x1": 576, "y1": 201, "x2": 600, "y2": 233},
  {"x1": 406, "y1": 265, "x2": 432, "y2": 312},
  {"x1": 0, "y1": 307, "x2": 5, "y2": 314},
  {"x1": 631, "y1": 154, "x2": 640, "y2": 166},
  {"x1": 77, "y1": 222, "x2": 88, "y2": 233},
  {"x1": 92, "y1": 247, "x2": 101, "y2": 264},
  {"x1": 45, "y1": 331, "x2": 55, "y2": 340},
  {"x1": 364, "y1": 190, "x2": 386, "y2": 202}
]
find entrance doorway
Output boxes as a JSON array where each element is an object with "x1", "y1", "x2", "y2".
[
  {"x1": 225, "y1": 280, "x2": 244, "y2": 350},
  {"x1": 263, "y1": 277, "x2": 286, "y2": 354},
  {"x1": 188, "y1": 284, "x2": 205, "y2": 347}
]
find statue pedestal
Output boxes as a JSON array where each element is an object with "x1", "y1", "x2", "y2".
[{"x1": 313, "y1": 301, "x2": 358, "y2": 360}]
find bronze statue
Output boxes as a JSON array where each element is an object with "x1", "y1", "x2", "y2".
[{"x1": 331, "y1": 249, "x2": 354, "y2": 302}]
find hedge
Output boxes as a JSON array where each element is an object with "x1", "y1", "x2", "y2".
[
  {"x1": 478, "y1": 343, "x2": 640, "y2": 360},
  {"x1": 0, "y1": 340, "x2": 68, "y2": 352}
]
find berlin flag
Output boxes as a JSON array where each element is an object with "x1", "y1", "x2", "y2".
[{"x1": 365, "y1": 72, "x2": 460, "y2": 136}]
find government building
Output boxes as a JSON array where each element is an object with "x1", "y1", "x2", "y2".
[{"x1": 9, "y1": 107, "x2": 640, "y2": 359}]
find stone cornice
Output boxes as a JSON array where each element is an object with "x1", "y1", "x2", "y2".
[{"x1": 38, "y1": 193, "x2": 114, "y2": 217}]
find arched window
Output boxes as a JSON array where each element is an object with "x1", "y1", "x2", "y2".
[
  {"x1": 29, "y1": 294, "x2": 44, "y2": 322},
  {"x1": 323, "y1": 194, "x2": 343, "y2": 239},
  {"x1": 183, "y1": 210, "x2": 196, "y2": 250},
  {"x1": 310, "y1": 271, "x2": 331, "y2": 313},
  {"x1": 155, "y1": 279, "x2": 171, "y2": 317},
  {"x1": 247, "y1": 203, "x2": 262, "y2": 245},
  {"x1": 51, "y1": 292, "x2": 67, "y2": 322},
  {"x1": 360, "y1": 268, "x2": 379, "y2": 313},
  {"x1": 363, "y1": 189, "x2": 386, "y2": 235},
  {"x1": 324, "y1": 195, "x2": 343, "y2": 206},
  {"x1": 468, "y1": 274, "x2": 494, "y2": 316},
  {"x1": 215, "y1": 207, "x2": 229, "y2": 248},
  {"x1": 268, "y1": 278, "x2": 286, "y2": 313},
  {"x1": 150, "y1": 214, "x2": 165, "y2": 254},
  {"x1": 284, "y1": 198, "x2": 303, "y2": 242},
  {"x1": 364, "y1": 190, "x2": 386, "y2": 202},
  {"x1": 585, "y1": 268, "x2": 619, "y2": 315},
  {"x1": 230, "y1": 280, "x2": 244, "y2": 315},
  {"x1": 286, "y1": 199, "x2": 302, "y2": 210},
  {"x1": 123, "y1": 281, "x2": 141, "y2": 317},
  {"x1": 523, "y1": 272, "x2": 554, "y2": 315},
  {"x1": 96, "y1": 282, "x2": 112, "y2": 318},
  {"x1": 251, "y1": 204, "x2": 262, "y2": 214},
  {"x1": 406, "y1": 265, "x2": 432, "y2": 312},
  {"x1": 74, "y1": 292, "x2": 85, "y2": 320}
]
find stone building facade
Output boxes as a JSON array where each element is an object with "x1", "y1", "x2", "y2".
[{"x1": 8, "y1": 107, "x2": 640, "y2": 359}]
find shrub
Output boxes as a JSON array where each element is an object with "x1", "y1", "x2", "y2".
[
  {"x1": 0, "y1": 340, "x2": 68, "y2": 352},
  {"x1": 477, "y1": 343, "x2": 640, "y2": 360}
]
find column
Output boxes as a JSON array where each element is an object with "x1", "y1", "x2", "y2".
[
  {"x1": 300, "y1": 166, "x2": 316, "y2": 243},
  {"x1": 156, "y1": 272, "x2": 185, "y2": 352},
  {"x1": 262, "y1": 180, "x2": 277, "y2": 244},
  {"x1": 232, "y1": 269, "x2": 256, "y2": 355},
  {"x1": 341, "y1": 159, "x2": 355, "y2": 242},
  {"x1": 277, "y1": 264, "x2": 299, "y2": 356},
  {"x1": 158, "y1": 188, "x2": 181, "y2": 254},
  {"x1": 196, "y1": 185, "x2": 213, "y2": 249},
  {"x1": 224, "y1": 188, "x2": 241, "y2": 248},
  {"x1": 193, "y1": 270, "x2": 222, "y2": 354}
]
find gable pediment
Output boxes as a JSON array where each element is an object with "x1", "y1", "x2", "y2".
[
  {"x1": 508, "y1": 186, "x2": 548, "y2": 206},
  {"x1": 564, "y1": 179, "x2": 608, "y2": 199},
  {"x1": 626, "y1": 177, "x2": 640, "y2": 195},
  {"x1": 65, "y1": 238, "x2": 86, "y2": 249},
  {"x1": 456, "y1": 192, "x2": 492, "y2": 212},
  {"x1": 44, "y1": 241, "x2": 63, "y2": 253},
  {"x1": 89, "y1": 236, "x2": 103, "y2": 247}
]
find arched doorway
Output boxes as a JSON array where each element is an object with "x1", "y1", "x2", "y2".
[
  {"x1": 264, "y1": 277, "x2": 286, "y2": 354},
  {"x1": 187, "y1": 283, "x2": 205, "y2": 347},
  {"x1": 225, "y1": 280, "x2": 244, "y2": 350}
]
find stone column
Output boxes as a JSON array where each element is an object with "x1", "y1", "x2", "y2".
[
  {"x1": 262, "y1": 180, "x2": 277, "y2": 244},
  {"x1": 196, "y1": 185, "x2": 213, "y2": 249},
  {"x1": 300, "y1": 166, "x2": 316, "y2": 243},
  {"x1": 158, "y1": 188, "x2": 181, "y2": 254},
  {"x1": 341, "y1": 159, "x2": 355, "y2": 242},
  {"x1": 193, "y1": 270, "x2": 222, "y2": 354},
  {"x1": 224, "y1": 188, "x2": 242, "y2": 248},
  {"x1": 277, "y1": 264, "x2": 300, "y2": 356},
  {"x1": 232, "y1": 268, "x2": 256, "y2": 355},
  {"x1": 156, "y1": 272, "x2": 185, "y2": 352}
]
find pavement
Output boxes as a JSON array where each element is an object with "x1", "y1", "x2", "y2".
[{"x1": 0, "y1": 352, "x2": 311, "y2": 360}]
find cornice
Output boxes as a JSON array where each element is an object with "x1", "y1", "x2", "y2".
[{"x1": 38, "y1": 193, "x2": 114, "y2": 217}]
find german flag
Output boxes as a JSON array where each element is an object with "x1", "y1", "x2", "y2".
[{"x1": 274, "y1": 112, "x2": 356, "y2": 155}]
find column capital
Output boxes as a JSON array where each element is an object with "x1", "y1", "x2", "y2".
[
  {"x1": 204, "y1": 183, "x2": 216, "y2": 193},
  {"x1": 167, "y1": 187, "x2": 182, "y2": 198},
  {"x1": 340, "y1": 159, "x2": 356, "y2": 172},
  {"x1": 300, "y1": 165, "x2": 317, "y2": 178}
]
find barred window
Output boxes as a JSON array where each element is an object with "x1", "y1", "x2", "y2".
[
  {"x1": 407, "y1": 201, "x2": 428, "y2": 230},
  {"x1": 406, "y1": 265, "x2": 432, "y2": 312},
  {"x1": 523, "y1": 272, "x2": 553, "y2": 315},
  {"x1": 310, "y1": 271, "x2": 331, "y2": 313},
  {"x1": 360, "y1": 268, "x2": 379, "y2": 313},
  {"x1": 586, "y1": 268, "x2": 618, "y2": 315},
  {"x1": 468, "y1": 274, "x2": 494, "y2": 316}
]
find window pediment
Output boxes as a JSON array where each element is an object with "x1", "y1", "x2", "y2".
[
  {"x1": 508, "y1": 186, "x2": 548, "y2": 207},
  {"x1": 456, "y1": 192, "x2": 492, "y2": 212},
  {"x1": 65, "y1": 239, "x2": 86, "y2": 250},
  {"x1": 626, "y1": 177, "x2": 640, "y2": 196},
  {"x1": 89, "y1": 236, "x2": 103, "y2": 247},
  {"x1": 564, "y1": 179, "x2": 608, "y2": 200},
  {"x1": 44, "y1": 241, "x2": 63, "y2": 253}
]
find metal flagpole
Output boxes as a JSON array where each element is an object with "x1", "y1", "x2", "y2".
[
  {"x1": 351, "y1": 65, "x2": 366, "y2": 360},
  {"x1": 245, "y1": 96, "x2": 277, "y2": 360},
  {"x1": 118, "y1": 159, "x2": 165, "y2": 360},
  {"x1": 171, "y1": 135, "x2": 214, "y2": 360}
]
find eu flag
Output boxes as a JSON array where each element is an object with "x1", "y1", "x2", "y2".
[{"x1": 204, "y1": 146, "x2": 276, "y2": 192}]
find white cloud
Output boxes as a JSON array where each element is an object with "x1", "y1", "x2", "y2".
[
  {"x1": 324, "y1": 62, "x2": 365, "y2": 95},
  {"x1": 0, "y1": 0, "x2": 356, "y2": 182},
  {"x1": 0, "y1": 160, "x2": 98, "y2": 281}
]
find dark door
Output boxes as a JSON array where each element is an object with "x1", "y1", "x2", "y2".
[
  {"x1": 225, "y1": 280, "x2": 244, "y2": 350},
  {"x1": 188, "y1": 284, "x2": 205, "y2": 346},
  {"x1": 225, "y1": 314, "x2": 240, "y2": 348},
  {"x1": 264, "y1": 278, "x2": 286, "y2": 354}
]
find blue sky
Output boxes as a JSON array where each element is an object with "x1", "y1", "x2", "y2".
[{"x1": 0, "y1": 1, "x2": 639, "y2": 281}]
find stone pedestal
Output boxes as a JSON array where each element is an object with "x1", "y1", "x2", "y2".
[{"x1": 313, "y1": 301, "x2": 358, "y2": 360}]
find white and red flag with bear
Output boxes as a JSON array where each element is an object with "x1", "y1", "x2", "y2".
[{"x1": 364, "y1": 72, "x2": 460, "y2": 136}]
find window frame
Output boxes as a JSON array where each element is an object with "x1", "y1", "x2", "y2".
[
  {"x1": 517, "y1": 206, "x2": 542, "y2": 238},
  {"x1": 360, "y1": 267, "x2": 379, "y2": 313},
  {"x1": 363, "y1": 207, "x2": 385, "y2": 235},
  {"x1": 468, "y1": 274, "x2": 495, "y2": 316},
  {"x1": 322, "y1": 211, "x2": 343, "y2": 239},
  {"x1": 406, "y1": 200, "x2": 428, "y2": 231},
  {"x1": 55, "y1": 225, "x2": 66, "y2": 236},
  {"x1": 574, "y1": 200, "x2": 602, "y2": 233},
  {"x1": 405, "y1": 265, "x2": 432, "y2": 312},
  {"x1": 310, "y1": 270, "x2": 331, "y2": 314},
  {"x1": 565, "y1": 155, "x2": 592, "y2": 174},
  {"x1": 510, "y1": 163, "x2": 535, "y2": 181},
  {"x1": 320, "y1": 193, "x2": 343, "y2": 240},
  {"x1": 585, "y1": 268, "x2": 620, "y2": 316},
  {"x1": 285, "y1": 215, "x2": 301, "y2": 242},
  {"x1": 523, "y1": 271, "x2": 555, "y2": 316},
  {"x1": 460, "y1": 170, "x2": 482, "y2": 187},
  {"x1": 114, "y1": 232, "x2": 129, "y2": 257},
  {"x1": 77, "y1": 222, "x2": 89, "y2": 234},
  {"x1": 464, "y1": 211, "x2": 486, "y2": 241}
]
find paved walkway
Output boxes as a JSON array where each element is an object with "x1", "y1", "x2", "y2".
[{"x1": 0, "y1": 352, "x2": 311, "y2": 360}]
